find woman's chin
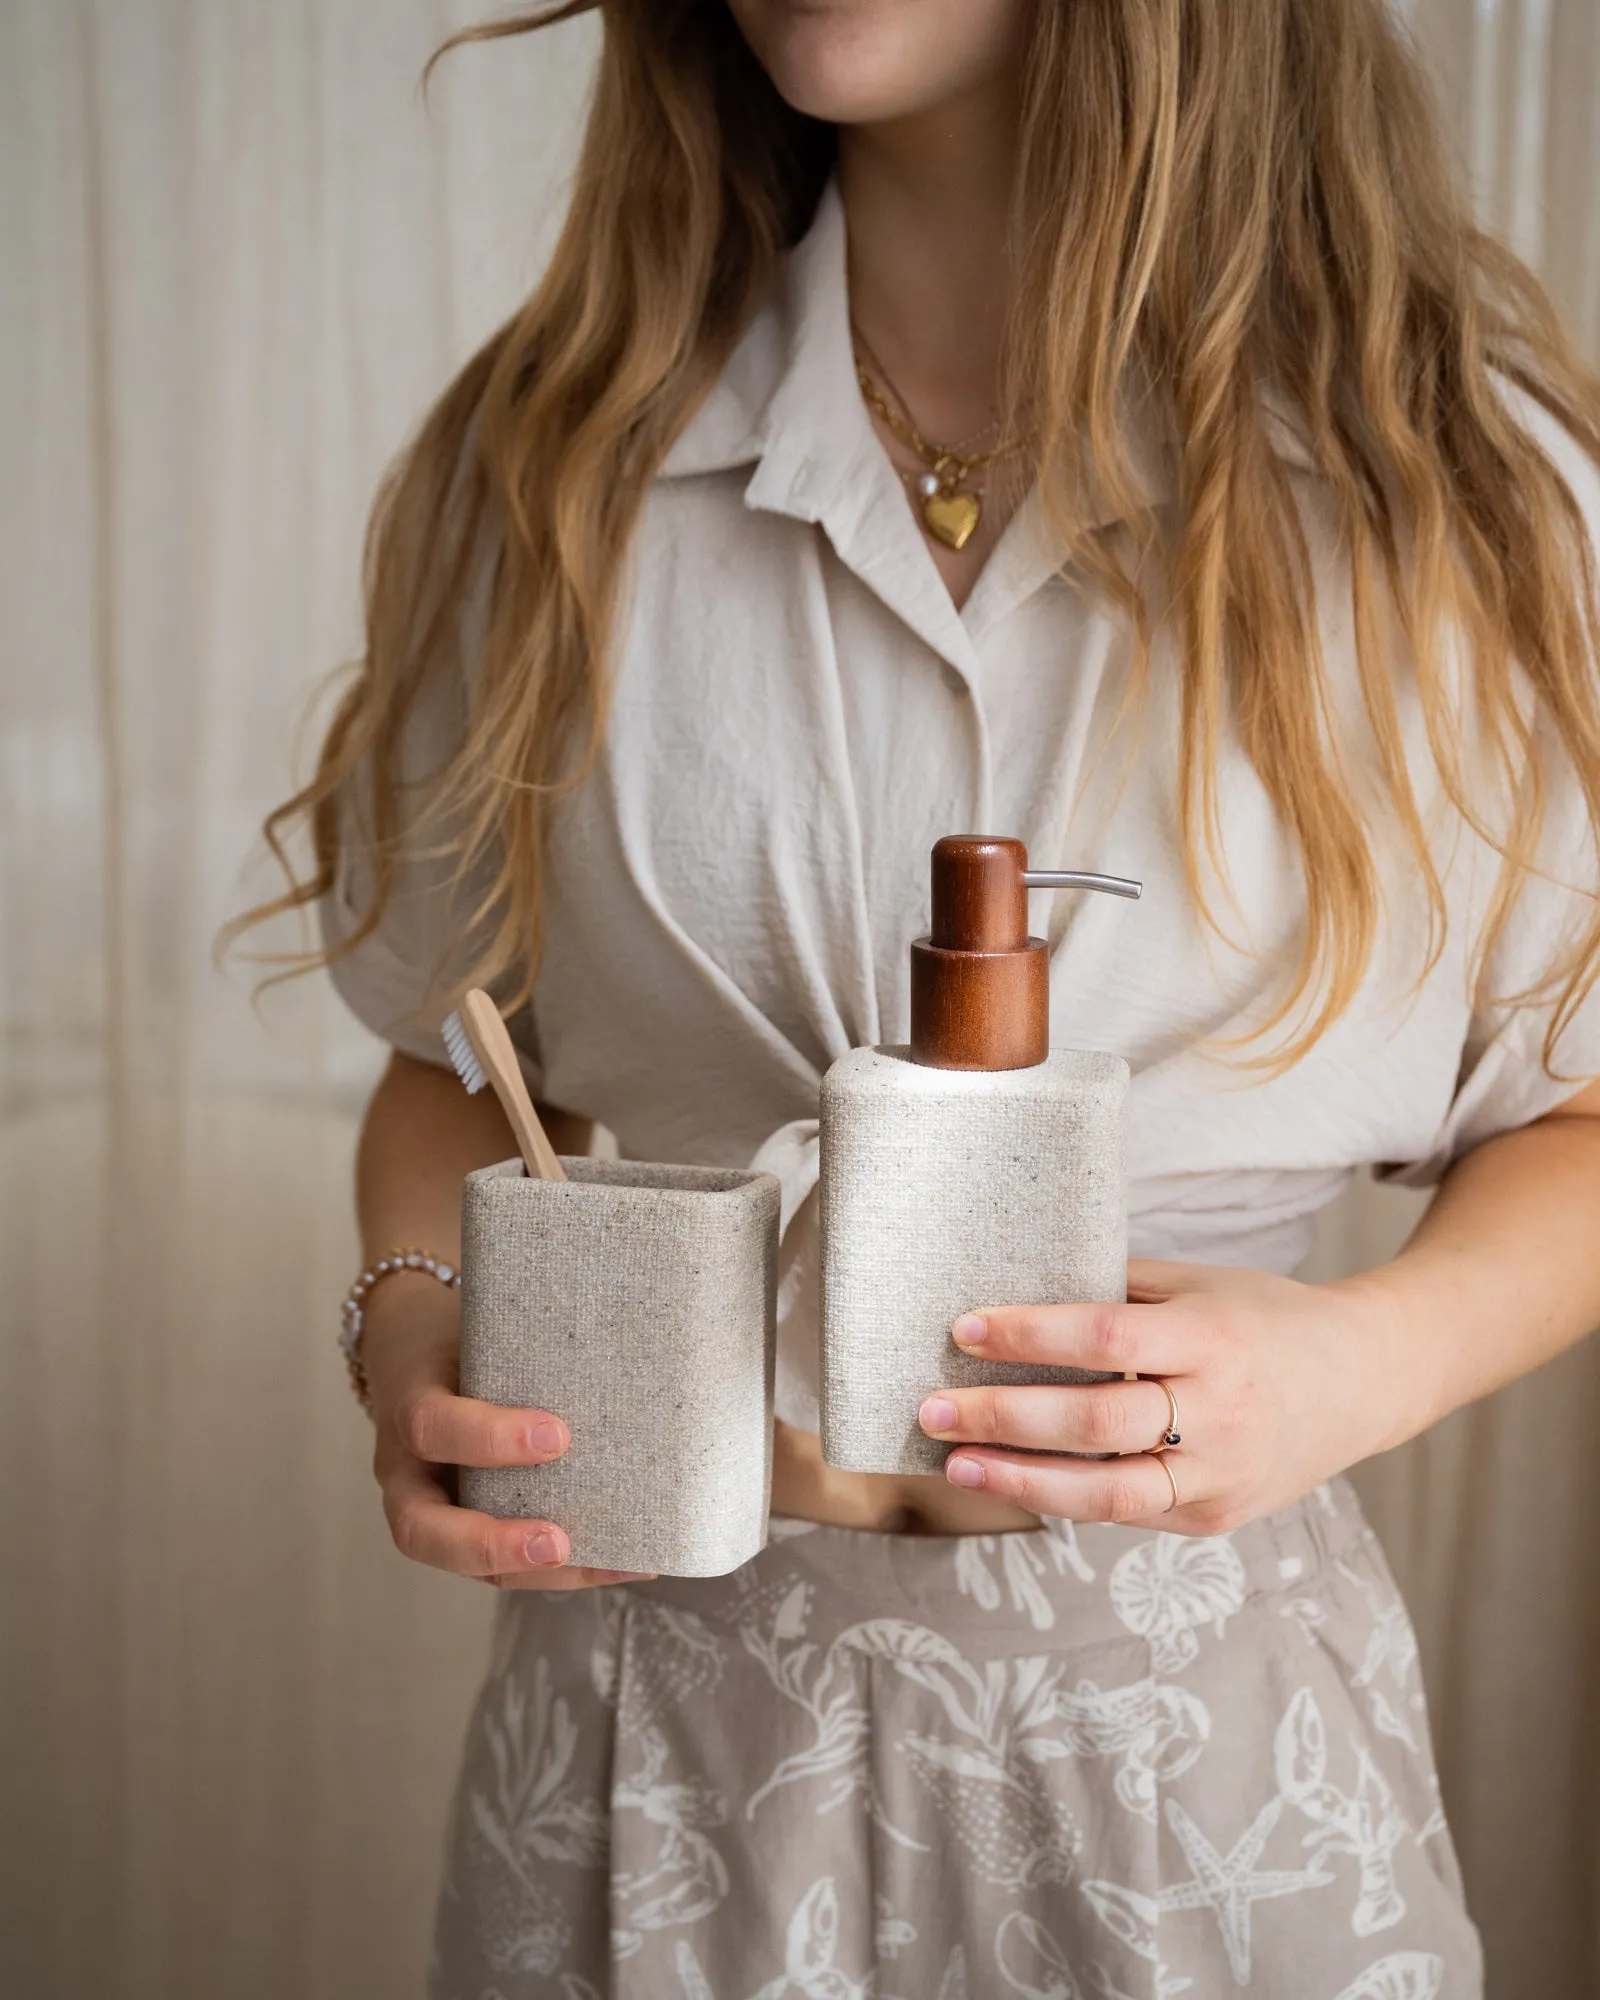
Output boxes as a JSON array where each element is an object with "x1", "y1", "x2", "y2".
[
  {"x1": 750, "y1": 32, "x2": 930, "y2": 125},
  {"x1": 729, "y1": 0, "x2": 1023, "y2": 128}
]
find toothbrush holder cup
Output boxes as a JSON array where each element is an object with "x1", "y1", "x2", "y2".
[{"x1": 458, "y1": 1157, "x2": 780, "y2": 1577}]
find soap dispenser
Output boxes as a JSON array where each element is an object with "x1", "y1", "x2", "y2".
[{"x1": 818, "y1": 835, "x2": 1139, "y2": 1477}]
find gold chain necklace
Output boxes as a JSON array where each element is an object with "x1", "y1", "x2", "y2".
[{"x1": 851, "y1": 324, "x2": 1024, "y2": 551}]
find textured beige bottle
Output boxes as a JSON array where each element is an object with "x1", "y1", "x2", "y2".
[{"x1": 819, "y1": 837, "x2": 1138, "y2": 1476}]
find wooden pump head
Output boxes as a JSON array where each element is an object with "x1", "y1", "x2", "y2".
[{"x1": 909, "y1": 836, "x2": 1141, "y2": 1070}]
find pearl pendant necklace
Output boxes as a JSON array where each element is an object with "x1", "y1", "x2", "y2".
[
  {"x1": 852, "y1": 324, "x2": 1021, "y2": 554},
  {"x1": 913, "y1": 469, "x2": 982, "y2": 553}
]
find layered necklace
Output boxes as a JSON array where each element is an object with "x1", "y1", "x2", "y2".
[{"x1": 851, "y1": 322, "x2": 1026, "y2": 552}]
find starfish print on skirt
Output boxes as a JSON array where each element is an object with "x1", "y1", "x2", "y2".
[{"x1": 1082, "y1": 1794, "x2": 1334, "y2": 1985}]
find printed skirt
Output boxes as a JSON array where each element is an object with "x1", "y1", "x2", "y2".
[{"x1": 429, "y1": 1478, "x2": 1482, "y2": 1999}]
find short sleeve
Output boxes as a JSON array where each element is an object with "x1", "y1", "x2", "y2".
[
  {"x1": 316, "y1": 527, "x2": 543, "y2": 1094},
  {"x1": 1385, "y1": 401, "x2": 1600, "y2": 1185},
  {"x1": 1386, "y1": 794, "x2": 1600, "y2": 1187}
]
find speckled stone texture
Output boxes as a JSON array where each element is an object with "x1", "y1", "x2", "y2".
[
  {"x1": 819, "y1": 1045, "x2": 1129, "y2": 1475},
  {"x1": 459, "y1": 1157, "x2": 780, "y2": 1577}
]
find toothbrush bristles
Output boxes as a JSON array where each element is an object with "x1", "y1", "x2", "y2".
[{"x1": 441, "y1": 1009, "x2": 488, "y2": 1094}]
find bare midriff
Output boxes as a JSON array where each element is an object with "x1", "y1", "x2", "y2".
[{"x1": 770, "y1": 1419, "x2": 1040, "y2": 1535}]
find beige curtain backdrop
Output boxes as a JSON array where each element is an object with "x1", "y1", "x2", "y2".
[{"x1": 1, "y1": 4, "x2": 1596, "y2": 1996}]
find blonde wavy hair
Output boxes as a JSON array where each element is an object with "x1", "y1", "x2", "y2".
[{"x1": 238, "y1": 0, "x2": 1600, "y2": 1068}]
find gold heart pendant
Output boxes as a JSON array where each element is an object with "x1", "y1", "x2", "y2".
[{"x1": 922, "y1": 488, "x2": 980, "y2": 551}]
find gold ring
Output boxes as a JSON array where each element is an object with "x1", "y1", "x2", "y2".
[
  {"x1": 1149, "y1": 1450, "x2": 1181, "y2": 1511},
  {"x1": 1149, "y1": 1378, "x2": 1181, "y2": 1453}
]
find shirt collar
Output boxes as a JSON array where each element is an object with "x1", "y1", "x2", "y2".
[
  {"x1": 662, "y1": 183, "x2": 1186, "y2": 528},
  {"x1": 659, "y1": 181, "x2": 850, "y2": 489},
  {"x1": 659, "y1": 180, "x2": 1317, "y2": 645}
]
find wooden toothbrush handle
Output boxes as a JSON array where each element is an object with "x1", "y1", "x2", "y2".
[{"x1": 459, "y1": 989, "x2": 567, "y2": 1182}]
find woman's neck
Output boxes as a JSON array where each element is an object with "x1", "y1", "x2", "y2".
[{"x1": 837, "y1": 77, "x2": 1020, "y2": 443}]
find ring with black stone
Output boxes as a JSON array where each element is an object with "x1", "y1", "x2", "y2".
[{"x1": 1150, "y1": 1377, "x2": 1182, "y2": 1453}]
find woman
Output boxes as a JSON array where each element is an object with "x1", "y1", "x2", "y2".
[{"x1": 250, "y1": 0, "x2": 1600, "y2": 1992}]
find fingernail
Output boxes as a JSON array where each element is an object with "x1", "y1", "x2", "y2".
[
  {"x1": 952, "y1": 1313, "x2": 988, "y2": 1346},
  {"x1": 947, "y1": 1456, "x2": 986, "y2": 1489},
  {"x1": 527, "y1": 1420, "x2": 567, "y2": 1457},
  {"x1": 919, "y1": 1395, "x2": 959, "y2": 1435},
  {"x1": 523, "y1": 1530, "x2": 564, "y2": 1567},
  {"x1": 606, "y1": 1571, "x2": 654, "y2": 1583}
]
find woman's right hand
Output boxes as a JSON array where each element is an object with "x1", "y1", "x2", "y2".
[{"x1": 362, "y1": 1271, "x2": 649, "y2": 1590}]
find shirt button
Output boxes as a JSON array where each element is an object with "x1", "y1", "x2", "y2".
[{"x1": 941, "y1": 663, "x2": 969, "y2": 696}]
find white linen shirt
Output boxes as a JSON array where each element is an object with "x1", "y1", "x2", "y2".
[{"x1": 323, "y1": 183, "x2": 1600, "y2": 1430}]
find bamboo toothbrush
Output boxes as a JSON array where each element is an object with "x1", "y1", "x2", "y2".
[{"x1": 442, "y1": 988, "x2": 567, "y2": 1182}]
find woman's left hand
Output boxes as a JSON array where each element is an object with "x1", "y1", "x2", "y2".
[{"x1": 917, "y1": 1260, "x2": 1415, "y2": 1536}]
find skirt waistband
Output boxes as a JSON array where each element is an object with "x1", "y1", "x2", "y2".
[{"x1": 634, "y1": 1476, "x2": 1375, "y2": 1657}]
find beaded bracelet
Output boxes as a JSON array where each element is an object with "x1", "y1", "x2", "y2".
[{"x1": 339, "y1": 1247, "x2": 461, "y2": 1411}]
